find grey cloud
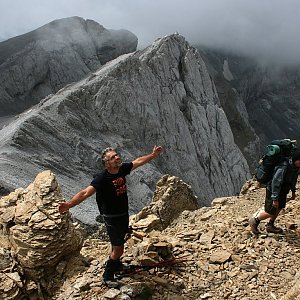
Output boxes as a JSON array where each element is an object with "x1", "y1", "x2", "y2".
[{"x1": 1, "y1": 0, "x2": 300, "y2": 65}]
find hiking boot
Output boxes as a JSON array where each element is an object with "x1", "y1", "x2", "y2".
[
  {"x1": 114, "y1": 259, "x2": 124, "y2": 272},
  {"x1": 102, "y1": 266, "x2": 114, "y2": 281},
  {"x1": 266, "y1": 223, "x2": 283, "y2": 234},
  {"x1": 102, "y1": 258, "x2": 123, "y2": 287},
  {"x1": 102, "y1": 267, "x2": 120, "y2": 289},
  {"x1": 249, "y1": 217, "x2": 260, "y2": 234}
]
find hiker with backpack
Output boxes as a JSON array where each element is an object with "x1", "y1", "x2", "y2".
[
  {"x1": 58, "y1": 145, "x2": 163, "y2": 287},
  {"x1": 250, "y1": 146, "x2": 300, "y2": 234}
]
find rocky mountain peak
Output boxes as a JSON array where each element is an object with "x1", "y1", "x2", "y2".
[
  {"x1": 0, "y1": 16, "x2": 138, "y2": 116},
  {"x1": 0, "y1": 34, "x2": 250, "y2": 225}
]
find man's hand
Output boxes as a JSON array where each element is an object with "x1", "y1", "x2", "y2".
[
  {"x1": 272, "y1": 199, "x2": 279, "y2": 209},
  {"x1": 152, "y1": 145, "x2": 163, "y2": 158},
  {"x1": 58, "y1": 202, "x2": 71, "y2": 213},
  {"x1": 289, "y1": 191, "x2": 296, "y2": 200}
]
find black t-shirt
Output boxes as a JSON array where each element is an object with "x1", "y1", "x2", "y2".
[{"x1": 90, "y1": 162, "x2": 133, "y2": 216}]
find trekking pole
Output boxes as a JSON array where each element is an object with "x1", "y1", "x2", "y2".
[{"x1": 114, "y1": 255, "x2": 193, "y2": 279}]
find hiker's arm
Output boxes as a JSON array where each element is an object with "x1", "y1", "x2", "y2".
[
  {"x1": 290, "y1": 172, "x2": 299, "y2": 199},
  {"x1": 132, "y1": 146, "x2": 162, "y2": 171},
  {"x1": 290, "y1": 191, "x2": 296, "y2": 200},
  {"x1": 59, "y1": 186, "x2": 96, "y2": 213},
  {"x1": 271, "y1": 164, "x2": 287, "y2": 201}
]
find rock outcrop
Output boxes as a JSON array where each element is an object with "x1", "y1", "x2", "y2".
[
  {"x1": 131, "y1": 175, "x2": 199, "y2": 231},
  {"x1": 0, "y1": 170, "x2": 84, "y2": 299},
  {"x1": 0, "y1": 34, "x2": 250, "y2": 224},
  {"x1": 0, "y1": 16, "x2": 138, "y2": 117},
  {"x1": 239, "y1": 65, "x2": 300, "y2": 149},
  {"x1": 281, "y1": 272, "x2": 300, "y2": 300}
]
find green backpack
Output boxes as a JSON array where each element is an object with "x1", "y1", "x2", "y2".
[{"x1": 255, "y1": 139, "x2": 297, "y2": 184}]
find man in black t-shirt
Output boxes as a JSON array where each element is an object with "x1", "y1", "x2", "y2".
[
  {"x1": 58, "y1": 145, "x2": 162, "y2": 286},
  {"x1": 91, "y1": 161, "x2": 133, "y2": 218}
]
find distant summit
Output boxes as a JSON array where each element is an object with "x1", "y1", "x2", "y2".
[
  {"x1": 198, "y1": 47, "x2": 300, "y2": 160},
  {"x1": 0, "y1": 16, "x2": 137, "y2": 116}
]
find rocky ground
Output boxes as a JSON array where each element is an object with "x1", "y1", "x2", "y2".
[
  {"x1": 51, "y1": 178, "x2": 300, "y2": 300},
  {"x1": 1, "y1": 172, "x2": 300, "y2": 300}
]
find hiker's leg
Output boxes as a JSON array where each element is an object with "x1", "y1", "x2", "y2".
[
  {"x1": 256, "y1": 188, "x2": 274, "y2": 221},
  {"x1": 250, "y1": 188, "x2": 273, "y2": 234},
  {"x1": 111, "y1": 245, "x2": 124, "y2": 260},
  {"x1": 102, "y1": 215, "x2": 128, "y2": 283},
  {"x1": 263, "y1": 188, "x2": 278, "y2": 219},
  {"x1": 266, "y1": 190, "x2": 287, "y2": 233},
  {"x1": 269, "y1": 209, "x2": 280, "y2": 222},
  {"x1": 257, "y1": 211, "x2": 272, "y2": 221},
  {"x1": 266, "y1": 210, "x2": 283, "y2": 233},
  {"x1": 104, "y1": 214, "x2": 129, "y2": 258},
  {"x1": 267, "y1": 188, "x2": 288, "y2": 223}
]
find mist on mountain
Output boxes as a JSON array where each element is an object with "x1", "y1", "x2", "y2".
[{"x1": 1, "y1": 0, "x2": 300, "y2": 67}]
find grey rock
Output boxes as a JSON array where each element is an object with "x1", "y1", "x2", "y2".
[
  {"x1": 0, "y1": 34, "x2": 250, "y2": 224},
  {"x1": 241, "y1": 67, "x2": 300, "y2": 150},
  {"x1": 0, "y1": 16, "x2": 137, "y2": 117},
  {"x1": 281, "y1": 271, "x2": 300, "y2": 300},
  {"x1": 198, "y1": 48, "x2": 261, "y2": 171},
  {"x1": 209, "y1": 250, "x2": 231, "y2": 264},
  {"x1": 103, "y1": 288, "x2": 121, "y2": 299}
]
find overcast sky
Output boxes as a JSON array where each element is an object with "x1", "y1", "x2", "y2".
[{"x1": 1, "y1": 0, "x2": 300, "y2": 65}]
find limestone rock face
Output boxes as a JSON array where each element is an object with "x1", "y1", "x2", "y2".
[
  {"x1": 0, "y1": 170, "x2": 83, "y2": 298},
  {"x1": 240, "y1": 67, "x2": 300, "y2": 149},
  {"x1": 0, "y1": 34, "x2": 250, "y2": 224},
  {"x1": 199, "y1": 48, "x2": 261, "y2": 171},
  {"x1": 0, "y1": 16, "x2": 138, "y2": 117}
]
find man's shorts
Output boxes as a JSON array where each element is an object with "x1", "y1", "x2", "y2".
[
  {"x1": 265, "y1": 188, "x2": 288, "y2": 216},
  {"x1": 103, "y1": 214, "x2": 129, "y2": 246}
]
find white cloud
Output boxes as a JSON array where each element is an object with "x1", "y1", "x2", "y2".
[{"x1": 1, "y1": 0, "x2": 300, "y2": 65}]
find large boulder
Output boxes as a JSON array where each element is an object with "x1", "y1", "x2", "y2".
[
  {"x1": 0, "y1": 170, "x2": 84, "y2": 298},
  {"x1": 131, "y1": 175, "x2": 199, "y2": 231}
]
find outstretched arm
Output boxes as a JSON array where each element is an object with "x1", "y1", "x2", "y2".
[
  {"x1": 132, "y1": 145, "x2": 162, "y2": 171},
  {"x1": 58, "y1": 185, "x2": 96, "y2": 213}
]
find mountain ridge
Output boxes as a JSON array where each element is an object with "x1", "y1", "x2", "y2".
[{"x1": 0, "y1": 34, "x2": 250, "y2": 224}]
